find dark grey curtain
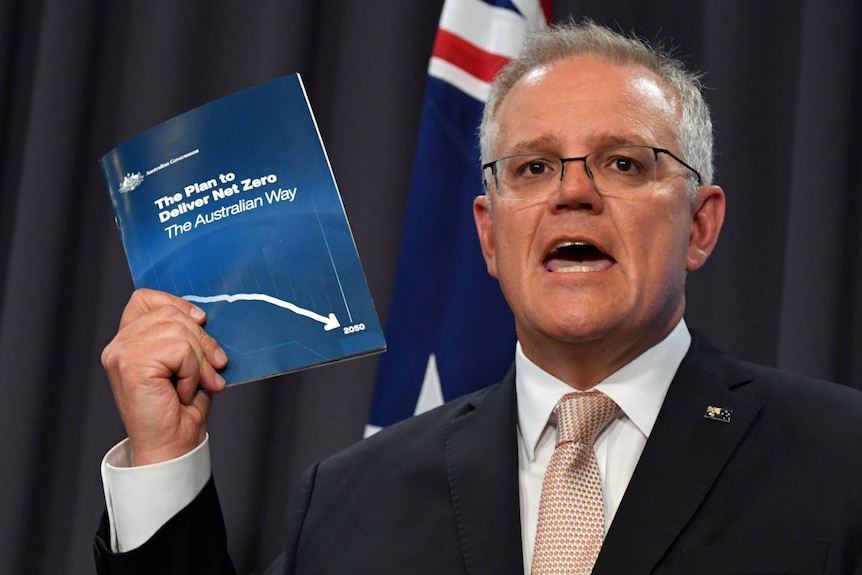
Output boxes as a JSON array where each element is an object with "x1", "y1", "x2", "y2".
[{"x1": 0, "y1": 1, "x2": 858, "y2": 573}]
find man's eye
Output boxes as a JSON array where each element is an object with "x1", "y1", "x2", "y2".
[
  {"x1": 612, "y1": 157, "x2": 639, "y2": 173},
  {"x1": 526, "y1": 161, "x2": 548, "y2": 175},
  {"x1": 513, "y1": 158, "x2": 554, "y2": 178}
]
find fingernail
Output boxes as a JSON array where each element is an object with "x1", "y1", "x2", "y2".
[
  {"x1": 214, "y1": 347, "x2": 228, "y2": 365},
  {"x1": 189, "y1": 305, "x2": 205, "y2": 321}
]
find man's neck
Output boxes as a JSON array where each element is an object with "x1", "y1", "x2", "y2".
[{"x1": 517, "y1": 319, "x2": 685, "y2": 390}]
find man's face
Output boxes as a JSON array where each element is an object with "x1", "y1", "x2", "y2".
[{"x1": 473, "y1": 54, "x2": 724, "y2": 384}]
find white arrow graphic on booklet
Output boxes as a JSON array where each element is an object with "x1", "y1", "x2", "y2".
[{"x1": 182, "y1": 293, "x2": 341, "y2": 331}]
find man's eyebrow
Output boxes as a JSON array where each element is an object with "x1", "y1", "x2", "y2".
[
  {"x1": 591, "y1": 134, "x2": 643, "y2": 148},
  {"x1": 506, "y1": 136, "x2": 562, "y2": 155},
  {"x1": 503, "y1": 134, "x2": 647, "y2": 156}
]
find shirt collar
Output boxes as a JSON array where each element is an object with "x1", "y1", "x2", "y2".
[{"x1": 516, "y1": 319, "x2": 691, "y2": 461}]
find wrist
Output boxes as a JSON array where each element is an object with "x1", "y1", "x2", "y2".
[{"x1": 130, "y1": 431, "x2": 206, "y2": 466}]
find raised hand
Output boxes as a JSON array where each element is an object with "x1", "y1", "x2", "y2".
[{"x1": 101, "y1": 288, "x2": 228, "y2": 465}]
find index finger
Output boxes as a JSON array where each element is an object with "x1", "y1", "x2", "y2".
[{"x1": 119, "y1": 288, "x2": 207, "y2": 329}]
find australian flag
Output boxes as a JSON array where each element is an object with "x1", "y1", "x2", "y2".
[{"x1": 366, "y1": 0, "x2": 552, "y2": 434}]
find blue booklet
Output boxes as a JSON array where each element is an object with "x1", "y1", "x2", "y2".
[{"x1": 100, "y1": 73, "x2": 386, "y2": 385}]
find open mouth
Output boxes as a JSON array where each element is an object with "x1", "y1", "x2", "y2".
[{"x1": 543, "y1": 240, "x2": 616, "y2": 273}]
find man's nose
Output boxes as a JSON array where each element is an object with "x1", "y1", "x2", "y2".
[{"x1": 551, "y1": 158, "x2": 604, "y2": 213}]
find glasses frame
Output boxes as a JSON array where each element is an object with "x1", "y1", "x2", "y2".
[{"x1": 482, "y1": 146, "x2": 703, "y2": 199}]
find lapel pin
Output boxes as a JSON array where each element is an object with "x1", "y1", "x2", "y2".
[{"x1": 704, "y1": 405, "x2": 733, "y2": 423}]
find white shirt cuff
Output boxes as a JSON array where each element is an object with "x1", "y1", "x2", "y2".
[{"x1": 101, "y1": 435, "x2": 212, "y2": 553}]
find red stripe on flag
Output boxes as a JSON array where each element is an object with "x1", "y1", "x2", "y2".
[
  {"x1": 432, "y1": 28, "x2": 510, "y2": 84},
  {"x1": 540, "y1": 0, "x2": 553, "y2": 23}
]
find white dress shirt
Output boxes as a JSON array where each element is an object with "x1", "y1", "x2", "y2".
[
  {"x1": 516, "y1": 320, "x2": 690, "y2": 573},
  {"x1": 103, "y1": 320, "x2": 691, "y2": 566},
  {"x1": 102, "y1": 434, "x2": 211, "y2": 552}
]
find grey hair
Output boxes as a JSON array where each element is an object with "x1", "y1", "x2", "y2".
[{"x1": 479, "y1": 20, "x2": 714, "y2": 195}]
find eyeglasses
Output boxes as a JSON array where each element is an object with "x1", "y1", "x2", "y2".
[{"x1": 482, "y1": 145, "x2": 703, "y2": 200}]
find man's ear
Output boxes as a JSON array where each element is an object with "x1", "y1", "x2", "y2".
[
  {"x1": 687, "y1": 185, "x2": 725, "y2": 272},
  {"x1": 473, "y1": 194, "x2": 499, "y2": 278}
]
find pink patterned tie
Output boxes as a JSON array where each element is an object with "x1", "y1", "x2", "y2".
[{"x1": 531, "y1": 391, "x2": 620, "y2": 575}]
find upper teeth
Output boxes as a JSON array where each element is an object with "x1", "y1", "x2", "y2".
[{"x1": 552, "y1": 240, "x2": 588, "y2": 254}]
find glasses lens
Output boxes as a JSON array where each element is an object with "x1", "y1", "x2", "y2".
[
  {"x1": 588, "y1": 146, "x2": 658, "y2": 192},
  {"x1": 488, "y1": 146, "x2": 663, "y2": 198},
  {"x1": 494, "y1": 154, "x2": 562, "y2": 198}
]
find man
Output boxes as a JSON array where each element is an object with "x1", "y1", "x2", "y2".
[{"x1": 95, "y1": 21, "x2": 862, "y2": 574}]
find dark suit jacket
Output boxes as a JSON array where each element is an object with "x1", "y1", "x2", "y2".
[{"x1": 95, "y1": 336, "x2": 862, "y2": 574}]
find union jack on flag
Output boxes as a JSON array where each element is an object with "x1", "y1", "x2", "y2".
[{"x1": 367, "y1": 0, "x2": 552, "y2": 435}]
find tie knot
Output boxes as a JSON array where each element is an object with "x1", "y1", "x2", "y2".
[{"x1": 554, "y1": 391, "x2": 619, "y2": 446}]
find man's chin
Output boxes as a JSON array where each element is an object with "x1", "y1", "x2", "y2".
[{"x1": 521, "y1": 313, "x2": 623, "y2": 348}]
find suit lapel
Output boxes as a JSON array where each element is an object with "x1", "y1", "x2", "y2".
[
  {"x1": 445, "y1": 370, "x2": 524, "y2": 575},
  {"x1": 594, "y1": 336, "x2": 762, "y2": 574}
]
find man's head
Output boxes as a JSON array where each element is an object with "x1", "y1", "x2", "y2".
[
  {"x1": 480, "y1": 20, "x2": 715, "y2": 193},
  {"x1": 473, "y1": 21, "x2": 725, "y2": 388}
]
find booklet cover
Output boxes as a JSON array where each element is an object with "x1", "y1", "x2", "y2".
[{"x1": 100, "y1": 73, "x2": 386, "y2": 385}]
